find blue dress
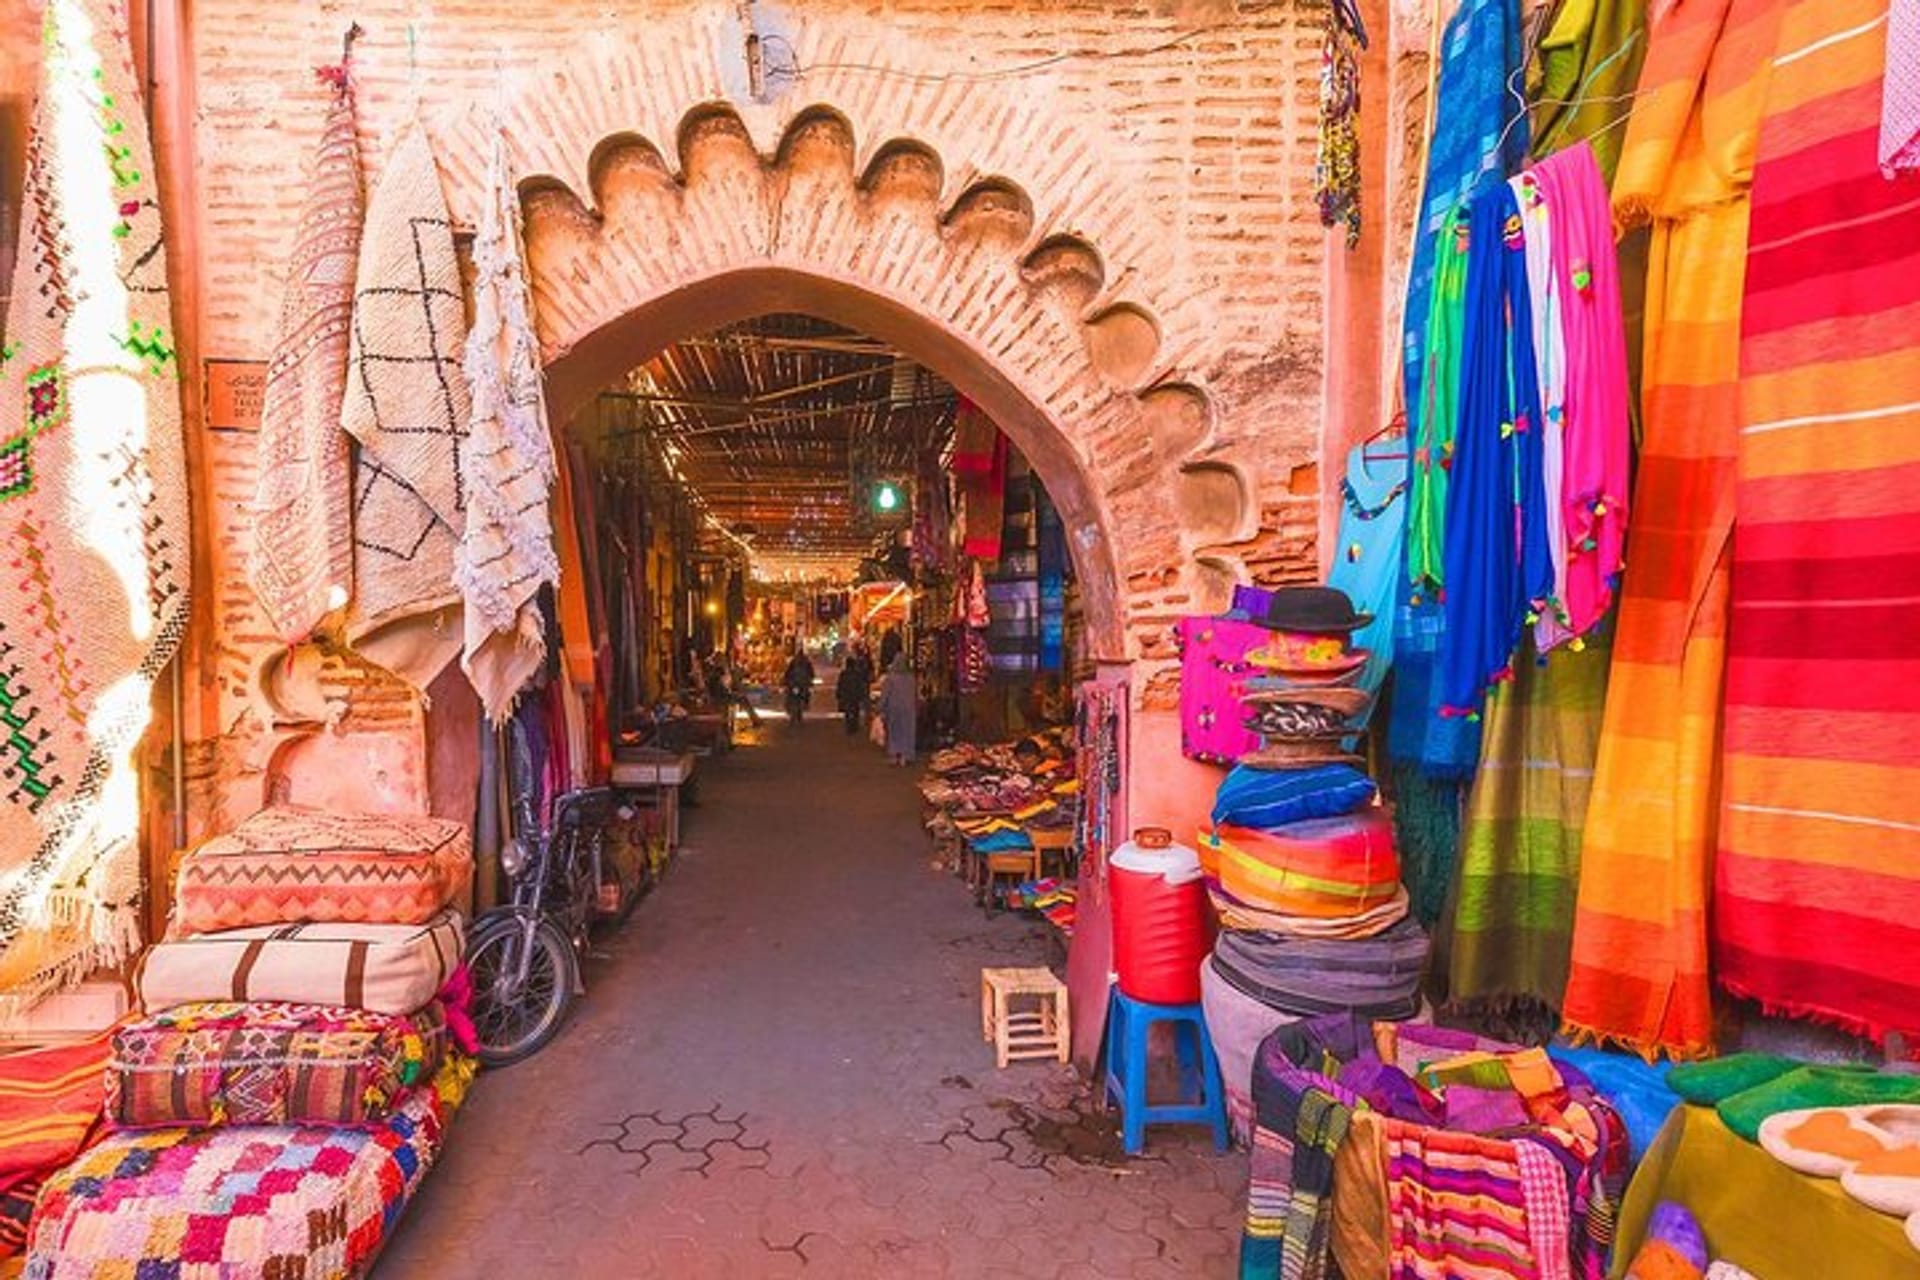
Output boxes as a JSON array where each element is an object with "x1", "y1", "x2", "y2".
[{"x1": 1437, "y1": 180, "x2": 1552, "y2": 717}]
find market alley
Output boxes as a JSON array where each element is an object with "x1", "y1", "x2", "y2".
[{"x1": 376, "y1": 721, "x2": 1245, "y2": 1278}]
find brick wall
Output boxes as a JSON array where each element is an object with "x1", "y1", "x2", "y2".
[{"x1": 7, "y1": 0, "x2": 1414, "y2": 841}]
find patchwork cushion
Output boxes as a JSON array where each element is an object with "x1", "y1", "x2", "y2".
[
  {"x1": 136, "y1": 912, "x2": 464, "y2": 1017},
  {"x1": 1211, "y1": 763, "x2": 1377, "y2": 829},
  {"x1": 106, "y1": 1001, "x2": 447, "y2": 1131},
  {"x1": 171, "y1": 806, "x2": 472, "y2": 938},
  {"x1": 25, "y1": 1077, "x2": 457, "y2": 1279}
]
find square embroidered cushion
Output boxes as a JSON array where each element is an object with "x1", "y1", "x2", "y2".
[
  {"x1": 135, "y1": 911, "x2": 464, "y2": 1016},
  {"x1": 170, "y1": 806, "x2": 473, "y2": 937},
  {"x1": 106, "y1": 1000, "x2": 447, "y2": 1130}
]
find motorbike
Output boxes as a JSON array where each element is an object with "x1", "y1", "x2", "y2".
[{"x1": 466, "y1": 786, "x2": 627, "y2": 1065}]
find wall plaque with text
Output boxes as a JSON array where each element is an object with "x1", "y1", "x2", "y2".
[{"x1": 204, "y1": 359, "x2": 267, "y2": 432}]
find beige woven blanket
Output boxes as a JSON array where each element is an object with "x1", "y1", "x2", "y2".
[
  {"x1": 0, "y1": 0, "x2": 193, "y2": 1010},
  {"x1": 456, "y1": 132, "x2": 559, "y2": 723},
  {"x1": 341, "y1": 122, "x2": 470, "y2": 690}
]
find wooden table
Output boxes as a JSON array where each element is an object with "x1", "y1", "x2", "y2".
[{"x1": 611, "y1": 752, "x2": 696, "y2": 853}]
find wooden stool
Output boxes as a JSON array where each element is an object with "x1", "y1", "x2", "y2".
[{"x1": 980, "y1": 967, "x2": 1070, "y2": 1068}]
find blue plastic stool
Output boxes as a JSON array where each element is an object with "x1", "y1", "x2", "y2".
[{"x1": 1100, "y1": 987, "x2": 1230, "y2": 1155}]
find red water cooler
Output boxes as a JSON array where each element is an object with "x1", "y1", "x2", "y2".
[{"x1": 1108, "y1": 827, "x2": 1209, "y2": 1005}]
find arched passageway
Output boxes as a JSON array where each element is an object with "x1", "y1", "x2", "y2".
[
  {"x1": 542, "y1": 270, "x2": 1127, "y2": 660},
  {"x1": 477, "y1": 100, "x2": 1247, "y2": 832}
]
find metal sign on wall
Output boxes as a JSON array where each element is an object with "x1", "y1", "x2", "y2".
[{"x1": 203, "y1": 359, "x2": 267, "y2": 432}]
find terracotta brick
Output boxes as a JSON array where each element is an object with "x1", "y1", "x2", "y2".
[{"x1": 8, "y1": 0, "x2": 1404, "y2": 830}]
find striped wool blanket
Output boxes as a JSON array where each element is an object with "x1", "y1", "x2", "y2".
[
  {"x1": 1715, "y1": 0, "x2": 1920, "y2": 1045},
  {"x1": 1241, "y1": 1023, "x2": 1366, "y2": 1280},
  {"x1": 0, "y1": 1037, "x2": 106, "y2": 1195},
  {"x1": 1382, "y1": 1120, "x2": 1543, "y2": 1280},
  {"x1": 1562, "y1": 0, "x2": 1786, "y2": 1060},
  {"x1": 1241, "y1": 1015, "x2": 1629, "y2": 1280},
  {"x1": 1450, "y1": 635, "x2": 1610, "y2": 1015}
]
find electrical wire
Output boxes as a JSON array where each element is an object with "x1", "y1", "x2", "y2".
[{"x1": 758, "y1": 0, "x2": 1300, "y2": 88}]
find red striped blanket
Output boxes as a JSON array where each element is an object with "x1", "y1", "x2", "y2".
[
  {"x1": 1716, "y1": 0, "x2": 1920, "y2": 1044},
  {"x1": 0, "y1": 1037, "x2": 107, "y2": 1194}
]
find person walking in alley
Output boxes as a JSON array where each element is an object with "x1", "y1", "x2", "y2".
[
  {"x1": 837, "y1": 640, "x2": 875, "y2": 734},
  {"x1": 876, "y1": 653, "x2": 918, "y2": 766},
  {"x1": 782, "y1": 643, "x2": 816, "y2": 726}
]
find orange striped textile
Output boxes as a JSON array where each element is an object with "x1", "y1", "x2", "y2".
[
  {"x1": 1561, "y1": 0, "x2": 1786, "y2": 1059},
  {"x1": 1715, "y1": 0, "x2": 1920, "y2": 1044},
  {"x1": 0, "y1": 1036, "x2": 106, "y2": 1195}
]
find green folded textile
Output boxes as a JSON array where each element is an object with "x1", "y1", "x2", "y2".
[
  {"x1": 1666, "y1": 1054, "x2": 1800, "y2": 1106},
  {"x1": 1717, "y1": 1066, "x2": 1920, "y2": 1143}
]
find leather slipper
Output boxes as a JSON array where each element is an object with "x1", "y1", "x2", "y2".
[
  {"x1": 1758, "y1": 1105, "x2": 1919, "y2": 1179},
  {"x1": 1841, "y1": 1143, "x2": 1920, "y2": 1217}
]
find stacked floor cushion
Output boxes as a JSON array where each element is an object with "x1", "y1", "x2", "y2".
[
  {"x1": 24, "y1": 1065, "x2": 469, "y2": 1280},
  {"x1": 1200, "y1": 956, "x2": 1300, "y2": 1143},
  {"x1": 1206, "y1": 809, "x2": 1401, "y2": 918},
  {"x1": 1211, "y1": 917, "x2": 1427, "y2": 1021},
  {"x1": 1211, "y1": 763, "x2": 1376, "y2": 830},
  {"x1": 135, "y1": 912, "x2": 464, "y2": 1016},
  {"x1": 170, "y1": 806, "x2": 472, "y2": 936},
  {"x1": 106, "y1": 1001, "x2": 449, "y2": 1130}
]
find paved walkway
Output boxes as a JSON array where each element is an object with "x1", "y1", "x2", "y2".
[{"x1": 379, "y1": 717, "x2": 1244, "y2": 1277}]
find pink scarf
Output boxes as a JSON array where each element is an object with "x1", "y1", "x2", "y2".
[
  {"x1": 1176, "y1": 617, "x2": 1269, "y2": 764},
  {"x1": 438, "y1": 965, "x2": 479, "y2": 1055},
  {"x1": 1886, "y1": 0, "x2": 1920, "y2": 173},
  {"x1": 1532, "y1": 141, "x2": 1630, "y2": 641}
]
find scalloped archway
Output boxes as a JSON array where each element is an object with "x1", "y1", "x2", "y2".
[{"x1": 441, "y1": 103, "x2": 1251, "y2": 662}]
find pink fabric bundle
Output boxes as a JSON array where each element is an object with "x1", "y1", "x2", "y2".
[
  {"x1": 1177, "y1": 617, "x2": 1270, "y2": 764},
  {"x1": 1533, "y1": 140, "x2": 1631, "y2": 643},
  {"x1": 1885, "y1": 0, "x2": 1920, "y2": 174}
]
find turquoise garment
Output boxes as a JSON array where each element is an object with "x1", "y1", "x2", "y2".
[
  {"x1": 1327, "y1": 441, "x2": 1407, "y2": 704},
  {"x1": 1401, "y1": 0, "x2": 1530, "y2": 449}
]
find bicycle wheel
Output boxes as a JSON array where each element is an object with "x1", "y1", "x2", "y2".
[{"x1": 466, "y1": 915, "x2": 577, "y2": 1066}]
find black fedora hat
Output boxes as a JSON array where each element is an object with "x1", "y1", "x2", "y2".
[{"x1": 1254, "y1": 585, "x2": 1371, "y2": 635}]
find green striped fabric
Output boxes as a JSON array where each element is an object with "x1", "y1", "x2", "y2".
[{"x1": 1447, "y1": 633, "x2": 1611, "y2": 1012}]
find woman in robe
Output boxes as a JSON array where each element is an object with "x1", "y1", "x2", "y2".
[{"x1": 876, "y1": 653, "x2": 919, "y2": 766}]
